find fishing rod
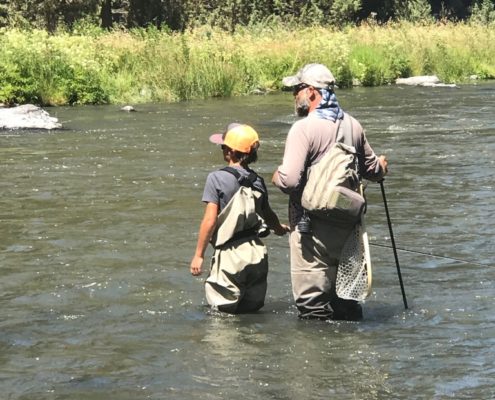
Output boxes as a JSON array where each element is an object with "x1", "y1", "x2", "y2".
[
  {"x1": 379, "y1": 180, "x2": 408, "y2": 309},
  {"x1": 369, "y1": 243, "x2": 487, "y2": 267}
]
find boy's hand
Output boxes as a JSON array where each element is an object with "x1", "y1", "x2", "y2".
[
  {"x1": 190, "y1": 255, "x2": 204, "y2": 276},
  {"x1": 273, "y1": 224, "x2": 290, "y2": 236}
]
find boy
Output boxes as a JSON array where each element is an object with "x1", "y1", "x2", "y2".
[{"x1": 190, "y1": 123, "x2": 289, "y2": 313}]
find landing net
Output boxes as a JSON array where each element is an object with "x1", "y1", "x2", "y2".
[{"x1": 336, "y1": 220, "x2": 372, "y2": 301}]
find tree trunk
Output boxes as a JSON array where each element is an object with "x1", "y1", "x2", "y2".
[{"x1": 101, "y1": 0, "x2": 113, "y2": 29}]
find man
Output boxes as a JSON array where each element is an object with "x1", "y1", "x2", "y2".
[{"x1": 272, "y1": 63, "x2": 388, "y2": 320}]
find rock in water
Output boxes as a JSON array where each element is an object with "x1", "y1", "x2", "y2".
[
  {"x1": 396, "y1": 76, "x2": 441, "y2": 86},
  {"x1": 0, "y1": 104, "x2": 62, "y2": 130},
  {"x1": 395, "y1": 75, "x2": 458, "y2": 88}
]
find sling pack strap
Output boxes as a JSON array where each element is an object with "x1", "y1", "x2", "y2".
[
  {"x1": 305, "y1": 113, "x2": 359, "y2": 187},
  {"x1": 336, "y1": 113, "x2": 359, "y2": 176},
  {"x1": 301, "y1": 112, "x2": 366, "y2": 221},
  {"x1": 309, "y1": 114, "x2": 357, "y2": 176},
  {"x1": 336, "y1": 113, "x2": 352, "y2": 146},
  {"x1": 221, "y1": 166, "x2": 258, "y2": 189}
]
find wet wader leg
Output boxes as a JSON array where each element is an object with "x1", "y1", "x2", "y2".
[
  {"x1": 206, "y1": 239, "x2": 268, "y2": 314},
  {"x1": 205, "y1": 248, "x2": 241, "y2": 313},
  {"x1": 312, "y1": 218, "x2": 363, "y2": 320},
  {"x1": 290, "y1": 218, "x2": 363, "y2": 320},
  {"x1": 290, "y1": 229, "x2": 334, "y2": 319},
  {"x1": 232, "y1": 238, "x2": 268, "y2": 313}
]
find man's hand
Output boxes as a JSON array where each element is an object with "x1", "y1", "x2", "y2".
[{"x1": 379, "y1": 155, "x2": 388, "y2": 174}]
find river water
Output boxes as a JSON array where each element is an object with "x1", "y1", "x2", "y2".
[{"x1": 1, "y1": 82, "x2": 494, "y2": 399}]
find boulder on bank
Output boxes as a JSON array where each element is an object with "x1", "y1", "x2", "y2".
[
  {"x1": 0, "y1": 104, "x2": 62, "y2": 130},
  {"x1": 395, "y1": 75, "x2": 458, "y2": 88}
]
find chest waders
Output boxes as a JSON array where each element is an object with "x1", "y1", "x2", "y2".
[{"x1": 205, "y1": 168, "x2": 268, "y2": 314}]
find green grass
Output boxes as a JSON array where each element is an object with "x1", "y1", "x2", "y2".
[{"x1": 1, "y1": 21, "x2": 494, "y2": 106}]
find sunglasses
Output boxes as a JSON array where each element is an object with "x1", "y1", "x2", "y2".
[{"x1": 293, "y1": 84, "x2": 309, "y2": 95}]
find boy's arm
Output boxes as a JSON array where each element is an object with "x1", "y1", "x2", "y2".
[
  {"x1": 263, "y1": 205, "x2": 290, "y2": 236},
  {"x1": 190, "y1": 202, "x2": 218, "y2": 276}
]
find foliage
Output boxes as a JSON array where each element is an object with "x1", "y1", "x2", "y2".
[
  {"x1": 1, "y1": 21, "x2": 494, "y2": 106},
  {"x1": 394, "y1": 0, "x2": 434, "y2": 22},
  {"x1": 1, "y1": 0, "x2": 494, "y2": 32},
  {"x1": 0, "y1": 0, "x2": 99, "y2": 32},
  {"x1": 0, "y1": 29, "x2": 109, "y2": 105},
  {"x1": 469, "y1": 0, "x2": 495, "y2": 24},
  {"x1": 329, "y1": 0, "x2": 362, "y2": 27}
]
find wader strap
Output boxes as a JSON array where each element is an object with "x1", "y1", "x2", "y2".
[
  {"x1": 221, "y1": 167, "x2": 258, "y2": 189},
  {"x1": 213, "y1": 167, "x2": 265, "y2": 248}
]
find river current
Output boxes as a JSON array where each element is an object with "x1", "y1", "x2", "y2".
[{"x1": 1, "y1": 82, "x2": 494, "y2": 399}]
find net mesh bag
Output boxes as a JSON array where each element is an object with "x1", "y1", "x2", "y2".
[{"x1": 336, "y1": 220, "x2": 372, "y2": 301}]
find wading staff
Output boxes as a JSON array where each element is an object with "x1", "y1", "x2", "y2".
[{"x1": 379, "y1": 179, "x2": 408, "y2": 309}]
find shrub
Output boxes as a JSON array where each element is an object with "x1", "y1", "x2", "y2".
[
  {"x1": 1, "y1": 21, "x2": 494, "y2": 105},
  {"x1": 469, "y1": 0, "x2": 495, "y2": 25}
]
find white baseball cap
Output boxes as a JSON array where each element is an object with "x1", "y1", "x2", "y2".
[{"x1": 282, "y1": 63, "x2": 335, "y2": 89}]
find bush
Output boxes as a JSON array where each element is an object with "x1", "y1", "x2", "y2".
[
  {"x1": 469, "y1": 0, "x2": 495, "y2": 25},
  {"x1": 1, "y1": 21, "x2": 495, "y2": 105}
]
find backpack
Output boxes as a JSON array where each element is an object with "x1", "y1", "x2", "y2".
[
  {"x1": 211, "y1": 167, "x2": 266, "y2": 248},
  {"x1": 301, "y1": 114, "x2": 365, "y2": 223}
]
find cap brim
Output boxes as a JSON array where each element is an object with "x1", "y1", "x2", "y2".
[
  {"x1": 282, "y1": 75, "x2": 301, "y2": 88},
  {"x1": 209, "y1": 133, "x2": 224, "y2": 145}
]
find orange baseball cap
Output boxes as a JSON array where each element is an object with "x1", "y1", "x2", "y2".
[{"x1": 209, "y1": 123, "x2": 260, "y2": 153}]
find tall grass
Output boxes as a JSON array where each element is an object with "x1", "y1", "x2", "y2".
[{"x1": 1, "y1": 22, "x2": 494, "y2": 106}]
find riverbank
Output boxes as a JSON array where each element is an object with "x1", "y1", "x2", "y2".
[{"x1": 1, "y1": 22, "x2": 494, "y2": 106}]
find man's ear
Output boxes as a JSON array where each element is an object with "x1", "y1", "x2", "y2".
[{"x1": 308, "y1": 87, "x2": 318, "y2": 101}]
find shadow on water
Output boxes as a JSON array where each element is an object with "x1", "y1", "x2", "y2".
[{"x1": 1, "y1": 83, "x2": 494, "y2": 399}]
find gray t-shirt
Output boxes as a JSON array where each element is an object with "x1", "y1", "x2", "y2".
[{"x1": 202, "y1": 166, "x2": 268, "y2": 212}]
